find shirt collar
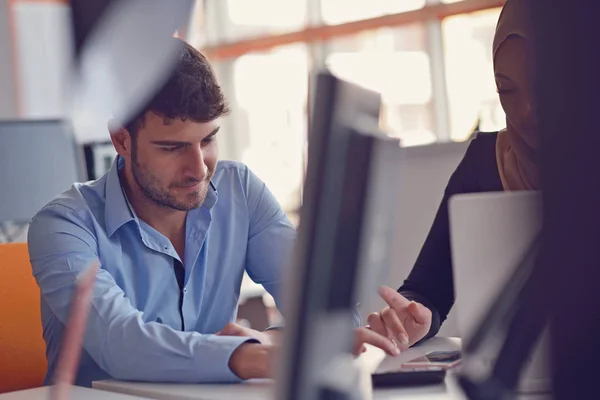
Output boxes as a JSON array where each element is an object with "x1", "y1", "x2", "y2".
[
  {"x1": 105, "y1": 156, "x2": 219, "y2": 237},
  {"x1": 203, "y1": 181, "x2": 218, "y2": 210},
  {"x1": 105, "y1": 156, "x2": 135, "y2": 237}
]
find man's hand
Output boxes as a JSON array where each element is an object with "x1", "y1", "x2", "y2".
[
  {"x1": 366, "y1": 286, "x2": 432, "y2": 351},
  {"x1": 228, "y1": 342, "x2": 274, "y2": 380},
  {"x1": 217, "y1": 322, "x2": 280, "y2": 345},
  {"x1": 218, "y1": 323, "x2": 281, "y2": 380}
]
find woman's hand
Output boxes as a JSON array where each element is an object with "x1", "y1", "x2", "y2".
[{"x1": 366, "y1": 286, "x2": 432, "y2": 352}]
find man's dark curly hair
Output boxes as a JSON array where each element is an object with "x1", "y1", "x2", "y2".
[{"x1": 125, "y1": 37, "x2": 229, "y2": 137}]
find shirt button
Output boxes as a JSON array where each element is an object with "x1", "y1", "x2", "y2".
[{"x1": 183, "y1": 288, "x2": 188, "y2": 294}]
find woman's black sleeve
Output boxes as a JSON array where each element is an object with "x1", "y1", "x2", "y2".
[{"x1": 398, "y1": 139, "x2": 480, "y2": 340}]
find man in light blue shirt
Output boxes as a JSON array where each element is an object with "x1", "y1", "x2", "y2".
[{"x1": 28, "y1": 39, "x2": 295, "y2": 386}]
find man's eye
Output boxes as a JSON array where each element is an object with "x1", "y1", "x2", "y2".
[{"x1": 161, "y1": 146, "x2": 180, "y2": 152}]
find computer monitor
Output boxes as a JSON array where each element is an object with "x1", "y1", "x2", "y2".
[
  {"x1": 0, "y1": 120, "x2": 86, "y2": 224},
  {"x1": 83, "y1": 141, "x2": 117, "y2": 180},
  {"x1": 276, "y1": 71, "x2": 402, "y2": 400}
]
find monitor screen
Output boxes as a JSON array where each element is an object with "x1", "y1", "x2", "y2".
[{"x1": 0, "y1": 120, "x2": 86, "y2": 223}]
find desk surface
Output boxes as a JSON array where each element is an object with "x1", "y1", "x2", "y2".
[
  {"x1": 93, "y1": 338, "x2": 473, "y2": 400},
  {"x1": 93, "y1": 337, "x2": 552, "y2": 400},
  {"x1": 0, "y1": 385, "x2": 149, "y2": 400}
]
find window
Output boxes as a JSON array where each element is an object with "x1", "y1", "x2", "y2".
[
  {"x1": 321, "y1": 0, "x2": 425, "y2": 25},
  {"x1": 220, "y1": 45, "x2": 308, "y2": 213},
  {"x1": 442, "y1": 7, "x2": 504, "y2": 141},
  {"x1": 325, "y1": 25, "x2": 435, "y2": 146},
  {"x1": 227, "y1": 0, "x2": 306, "y2": 29},
  {"x1": 196, "y1": 0, "x2": 307, "y2": 46},
  {"x1": 194, "y1": 0, "x2": 506, "y2": 210}
]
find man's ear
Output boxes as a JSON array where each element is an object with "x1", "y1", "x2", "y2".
[{"x1": 108, "y1": 119, "x2": 131, "y2": 157}]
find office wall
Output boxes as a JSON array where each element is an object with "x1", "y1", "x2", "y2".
[
  {"x1": 1, "y1": 1, "x2": 72, "y2": 121},
  {"x1": 0, "y1": 1, "x2": 19, "y2": 241},
  {"x1": 0, "y1": 0, "x2": 17, "y2": 119},
  {"x1": 0, "y1": 0, "x2": 73, "y2": 243},
  {"x1": 12, "y1": 1, "x2": 72, "y2": 120},
  {"x1": 6, "y1": 0, "x2": 110, "y2": 142}
]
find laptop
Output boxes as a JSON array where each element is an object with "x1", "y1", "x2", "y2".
[{"x1": 449, "y1": 191, "x2": 551, "y2": 393}]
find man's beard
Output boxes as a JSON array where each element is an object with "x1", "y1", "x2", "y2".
[{"x1": 131, "y1": 153, "x2": 211, "y2": 212}]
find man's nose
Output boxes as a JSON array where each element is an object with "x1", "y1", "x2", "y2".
[{"x1": 186, "y1": 144, "x2": 208, "y2": 179}]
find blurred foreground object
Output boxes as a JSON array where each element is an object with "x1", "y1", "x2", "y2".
[
  {"x1": 68, "y1": 0, "x2": 195, "y2": 139},
  {"x1": 457, "y1": 0, "x2": 600, "y2": 398}
]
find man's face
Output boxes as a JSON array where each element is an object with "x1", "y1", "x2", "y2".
[{"x1": 128, "y1": 112, "x2": 219, "y2": 211}]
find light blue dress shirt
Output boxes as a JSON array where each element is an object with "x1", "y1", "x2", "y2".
[{"x1": 28, "y1": 157, "x2": 296, "y2": 387}]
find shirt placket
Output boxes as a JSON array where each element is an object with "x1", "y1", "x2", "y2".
[{"x1": 180, "y1": 207, "x2": 212, "y2": 331}]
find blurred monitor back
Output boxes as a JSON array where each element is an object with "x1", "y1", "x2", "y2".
[
  {"x1": 0, "y1": 120, "x2": 86, "y2": 223},
  {"x1": 277, "y1": 70, "x2": 401, "y2": 400}
]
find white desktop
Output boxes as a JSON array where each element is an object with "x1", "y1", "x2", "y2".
[
  {"x1": 449, "y1": 191, "x2": 550, "y2": 394},
  {"x1": 363, "y1": 140, "x2": 470, "y2": 337}
]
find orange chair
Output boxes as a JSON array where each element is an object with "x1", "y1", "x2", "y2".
[{"x1": 0, "y1": 243, "x2": 47, "y2": 393}]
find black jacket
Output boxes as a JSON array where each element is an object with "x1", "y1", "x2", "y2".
[{"x1": 398, "y1": 132, "x2": 504, "y2": 339}]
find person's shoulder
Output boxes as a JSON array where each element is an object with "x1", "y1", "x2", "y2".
[
  {"x1": 455, "y1": 131, "x2": 502, "y2": 192},
  {"x1": 30, "y1": 176, "x2": 107, "y2": 229},
  {"x1": 213, "y1": 160, "x2": 259, "y2": 189},
  {"x1": 214, "y1": 160, "x2": 249, "y2": 176},
  {"x1": 465, "y1": 130, "x2": 498, "y2": 149},
  {"x1": 461, "y1": 131, "x2": 498, "y2": 162},
  {"x1": 212, "y1": 161, "x2": 273, "y2": 206},
  {"x1": 33, "y1": 183, "x2": 87, "y2": 218}
]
